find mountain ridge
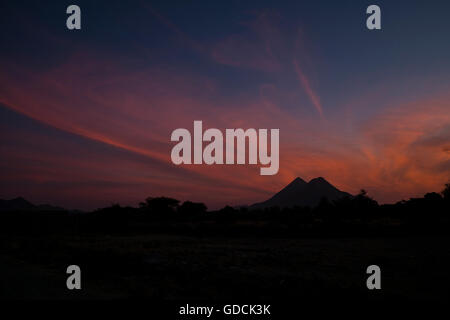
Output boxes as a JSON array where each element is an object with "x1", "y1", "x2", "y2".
[
  {"x1": 0, "y1": 197, "x2": 65, "y2": 212},
  {"x1": 250, "y1": 177, "x2": 352, "y2": 209}
]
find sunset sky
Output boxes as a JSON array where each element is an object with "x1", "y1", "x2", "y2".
[{"x1": 1, "y1": 0, "x2": 449, "y2": 210}]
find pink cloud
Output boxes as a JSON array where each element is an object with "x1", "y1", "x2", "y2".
[{"x1": 293, "y1": 59, "x2": 323, "y2": 117}]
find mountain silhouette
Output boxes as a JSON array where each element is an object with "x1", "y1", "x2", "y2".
[
  {"x1": 0, "y1": 197, "x2": 64, "y2": 212},
  {"x1": 250, "y1": 177, "x2": 352, "y2": 209}
]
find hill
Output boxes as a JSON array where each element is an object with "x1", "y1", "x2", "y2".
[{"x1": 250, "y1": 177, "x2": 352, "y2": 209}]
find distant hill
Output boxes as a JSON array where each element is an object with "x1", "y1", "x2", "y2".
[
  {"x1": 250, "y1": 177, "x2": 352, "y2": 209},
  {"x1": 0, "y1": 197, "x2": 65, "y2": 212}
]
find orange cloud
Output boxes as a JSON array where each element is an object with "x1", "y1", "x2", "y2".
[{"x1": 273, "y1": 95, "x2": 450, "y2": 203}]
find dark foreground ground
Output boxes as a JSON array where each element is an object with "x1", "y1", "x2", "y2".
[{"x1": 1, "y1": 233, "x2": 449, "y2": 302}]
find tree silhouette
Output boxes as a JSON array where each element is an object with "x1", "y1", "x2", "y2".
[
  {"x1": 178, "y1": 201, "x2": 207, "y2": 215},
  {"x1": 442, "y1": 182, "x2": 450, "y2": 200},
  {"x1": 139, "y1": 197, "x2": 180, "y2": 214},
  {"x1": 353, "y1": 189, "x2": 378, "y2": 209}
]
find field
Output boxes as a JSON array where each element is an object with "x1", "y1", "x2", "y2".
[{"x1": 1, "y1": 233, "x2": 449, "y2": 302}]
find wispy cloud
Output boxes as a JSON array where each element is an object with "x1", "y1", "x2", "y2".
[{"x1": 293, "y1": 59, "x2": 323, "y2": 117}]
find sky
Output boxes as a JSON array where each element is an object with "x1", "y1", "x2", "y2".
[{"x1": 1, "y1": 0, "x2": 449, "y2": 210}]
